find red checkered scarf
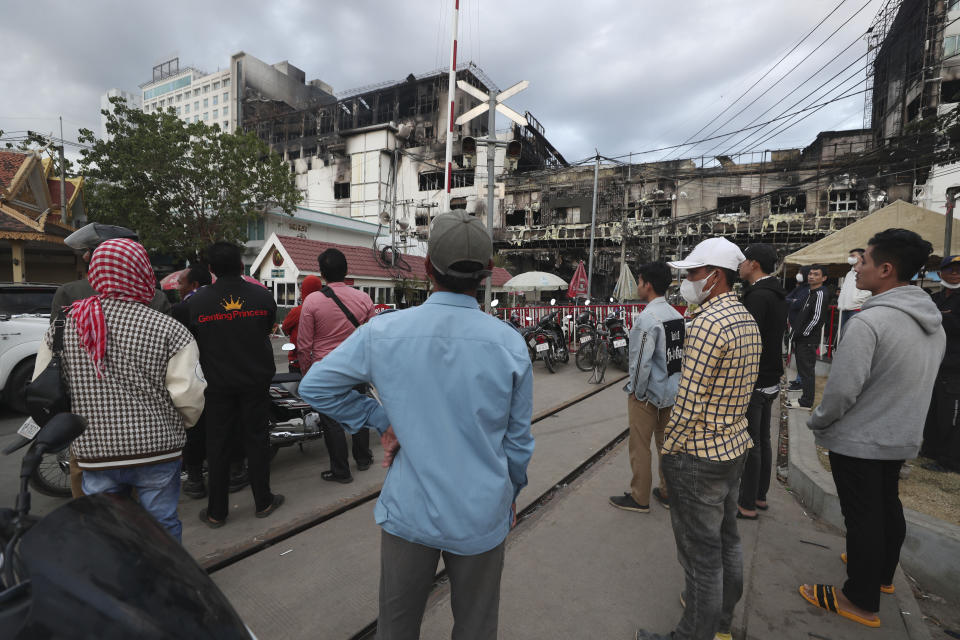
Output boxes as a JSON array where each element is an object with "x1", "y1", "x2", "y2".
[{"x1": 68, "y1": 239, "x2": 157, "y2": 376}]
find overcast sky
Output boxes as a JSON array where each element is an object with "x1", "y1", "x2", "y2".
[{"x1": 1, "y1": 0, "x2": 882, "y2": 165}]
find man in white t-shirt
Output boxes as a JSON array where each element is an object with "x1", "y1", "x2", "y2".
[{"x1": 838, "y1": 248, "x2": 871, "y2": 327}]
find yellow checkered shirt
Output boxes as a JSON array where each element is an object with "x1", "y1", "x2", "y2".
[{"x1": 663, "y1": 292, "x2": 762, "y2": 461}]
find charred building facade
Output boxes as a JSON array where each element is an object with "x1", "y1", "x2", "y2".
[{"x1": 497, "y1": 130, "x2": 913, "y2": 297}]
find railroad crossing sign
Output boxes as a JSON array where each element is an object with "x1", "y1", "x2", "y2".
[{"x1": 454, "y1": 80, "x2": 529, "y2": 127}]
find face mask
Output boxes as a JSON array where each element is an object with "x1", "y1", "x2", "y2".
[
  {"x1": 847, "y1": 256, "x2": 859, "y2": 266},
  {"x1": 680, "y1": 271, "x2": 717, "y2": 305},
  {"x1": 796, "y1": 272, "x2": 804, "y2": 283},
  {"x1": 942, "y1": 280, "x2": 960, "y2": 290}
]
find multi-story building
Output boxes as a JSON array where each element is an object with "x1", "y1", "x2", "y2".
[{"x1": 99, "y1": 89, "x2": 141, "y2": 139}]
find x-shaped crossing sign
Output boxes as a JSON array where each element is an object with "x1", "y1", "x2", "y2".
[{"x1": 454, "y1": 80, "x2": 529, "y2": 127}]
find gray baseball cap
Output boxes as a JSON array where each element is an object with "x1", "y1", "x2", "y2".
[
  {"x1": 428, "y1": 211, "x2": 493, "y2": 278},
  {"x1": 65, "y1": 223, "x2": 139, "y2": 251}
]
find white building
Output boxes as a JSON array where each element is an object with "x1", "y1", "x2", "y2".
[{"x1": 99, "y1": 89, "x2": 141, "y2": 138}]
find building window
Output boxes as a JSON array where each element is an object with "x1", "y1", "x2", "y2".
[
  {"x1": 223, "y1": 92, "x2": 229, "y2": 102},
  {"x1": 176, "y1": 106, "x2": 181, "y2": 115},
  {"x1": 212, "y1": 95, "x2": 218, "y2": 106},
  {"x1": 213, "y1": 81, "x2": 220, "y2": 90},
  {"x1": 717, "y1": 195, "x2": 750, "y2": 215},
  {"x1": 770, "y1": 191, "x2": 806, "y2": 214},
  {"x1": 159, "y1": 99, "x2": 165, "y2": 107},
  {"x1": 203, "y1": 85, "x2": 210, "y2": 94},
  {"x1": 212, "y1": 108, "x2": 218, "y2": 118},
  {"x1": 419, "y1": 171, "x2": 444, "y2": 191},
  {"x1": 223, "y1": 78, "x2": 231, "y2": 88},
  {"x1": 193, "y1": 88, "x2": 200, "y2": 97},
  {"x1": 184, "y1": 104, "x2": 190, "y2": 114},
  {"x1": 193, "y1": 116, "x2": 198, "y2": 123},
  {"x1": 202, "y1": 112, "x2": 208, "y2": 120},
  {"x1": 334, "y1": 182, "x2": 350, "y2": 199},
  {"x1": 223, "y1": 105, "x2": 229, "y2": 115},
  {"x1": 203, "y1": 98, "x2": 209, "y2": 108},
  {"x1": 194, "y1": 101, "x2": 199, "y2": 111},
  {"x1": 223, "y1": 121, "x2": 229, "y2": 129},
  {"x1": 828, "y1": 190, "x2": 866, "y2": 212},
  {"x1": 247, "y1": 217, "x2": 265, "y2": 241},
  {"x1": 505, "y1": 209, "x2": 526, "y2": 226}
]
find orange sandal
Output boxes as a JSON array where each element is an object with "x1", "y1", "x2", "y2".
[
  {"x1": 840, "y1": 553, "x2": 895, "y2": 594},
  {"x1": 799, "y1": 584, "x2": 881, "y2": 628}
]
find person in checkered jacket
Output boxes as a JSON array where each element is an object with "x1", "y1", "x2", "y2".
[{"x1": 33, "y1": 239, "x2": 207, "y2": 542}]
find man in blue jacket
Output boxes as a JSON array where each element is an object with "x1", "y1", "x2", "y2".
[
  {"x1": 299, "y1": 211, "x2": 535, "y2": 640},
  {"x1": 610, "y1": 260, "x2": 684, "y2": 513}
]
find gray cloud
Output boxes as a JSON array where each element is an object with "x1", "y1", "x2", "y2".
[{"x1": 1, "y1": 0, "x2": 880, "y2": 164}]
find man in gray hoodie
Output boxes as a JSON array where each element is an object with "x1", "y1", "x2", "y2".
[{"x1": 799, "y1": 228, "x2": 945, "y2": 628}]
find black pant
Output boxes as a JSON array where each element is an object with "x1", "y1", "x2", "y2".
[
  {"x1": 183, "y1": 412, "x2": 206, "y2": 471},
  {"x1": 322, "y1": 418, "x2": 372, "y2": 479},
  {"x1": 205, "y1": 389, "x2": 274, "y2": 521},
  {"x1": 829, "y1": 452, "x2": 905, "y2": 613},
  {"x1": 921, "y1": 371, "x2": 960, "y2": 470},
  {"x1": 739, "y1": 389, "x2": 776, "y2": 510},
  {"x1": 793, "y1": 340, "x2": 817, "y2": 406}
]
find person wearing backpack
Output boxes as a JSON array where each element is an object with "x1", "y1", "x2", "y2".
[{"x1": 297, "y1": 248, "x2": 376, "y2": 483}]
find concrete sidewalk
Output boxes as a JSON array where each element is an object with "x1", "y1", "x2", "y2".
[{"x1": 420, "y1": 441, "x2": 927, "y2": 639}]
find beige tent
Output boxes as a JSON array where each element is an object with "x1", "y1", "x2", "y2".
[{"x1": 784, "y1": 200, "x2": 960, "y2": 266}]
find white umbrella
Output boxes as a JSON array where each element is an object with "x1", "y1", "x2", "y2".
[
  {"x1": 502, "y1": 271, "x2": 568, "y2": 291},
  {"x1": 612, "y1": 262, "x2": 638, "y2": 302}
]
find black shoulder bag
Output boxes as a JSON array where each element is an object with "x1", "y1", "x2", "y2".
[
  {"x1": 25, "y1": 320, "x2": 72, "y2": 426},
  {"x1": 321, "y1": 286, "x2": 361, "y2": 328}
]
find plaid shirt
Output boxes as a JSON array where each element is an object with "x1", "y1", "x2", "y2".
[{"x1": 663, "y1": 292, "x2": 762, "y2": 461}]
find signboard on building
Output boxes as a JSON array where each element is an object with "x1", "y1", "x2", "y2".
[{"x1": 271, "y1": 268, "x2": 285, "y2": 278}]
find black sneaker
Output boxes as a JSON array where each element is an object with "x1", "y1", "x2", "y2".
[
  {"x1": 609, "y1": 492, "x2": 650, "y2": 513},
  {"x1": 784, "y1": 400, "x2": 812, "y2": 410},
  {"x1": 787, "y1": 382, "x2": 802, "y2": 391},
  {"x1": 652, "y1": 487, "x2": 670, "y2": 510},
  {"x1": 182, "y1": 478, "x2": 207, "y2": 499}
]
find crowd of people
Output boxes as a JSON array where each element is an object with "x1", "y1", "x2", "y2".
[
  {"x1": 619, "y1": 229, "x2": 951, "y2": 639},
  {"x1": 31, "y1": 215, "x2": 956, "y2": 639}
]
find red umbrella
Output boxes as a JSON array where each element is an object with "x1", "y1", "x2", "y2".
[
  {"x1": 568, "y1": 260, "x2": 588, "y2": 299},
  {"x1": 160, "y1": 269, "x2": 267, "y2": 290}
]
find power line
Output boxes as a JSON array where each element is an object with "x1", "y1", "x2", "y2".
[{"x1": 661, "y1": 0, "x2": 852, "y2": 161}]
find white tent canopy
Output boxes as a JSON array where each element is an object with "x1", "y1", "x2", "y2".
[
  {"x1": 612, "y1": 262, "x2": 638, "y2": 302},
  {"x1": 502, "y1": 271, "x2": 568, "y2": 291}
]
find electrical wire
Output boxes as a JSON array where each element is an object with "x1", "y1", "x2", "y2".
[{"x1": 660, "y1": 0, "x2": 854, "y2": 161}]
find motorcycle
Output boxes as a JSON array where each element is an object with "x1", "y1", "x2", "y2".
[
  {"x1": 0, "y1": 413, "x2": 254, "y2": 639},
  {"x1": 574, "y1": 306, "x2": 600, "y2": 372},
  {"x1": 268, "y1": 345, "x2": 326, "y2": 459},
  {"x1": 528, "y1": 306, "x2": 570, "y2": 373},
  {"x1": 604, "y1": 310, "x2": 630, "y2": 370}
]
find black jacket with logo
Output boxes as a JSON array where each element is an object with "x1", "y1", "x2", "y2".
[
  {"x1": 187, "y1": 276, "x2": 277, "y2": 393},
  {"x1": 794, "y1": 285, "x2": 828, "y2": 344},
  {"x1": 932, "y1": 288, "x2": 960, "y2": 374},
  {"x1": 742, "y1": 276, "x2": 788, "y2": 387}
]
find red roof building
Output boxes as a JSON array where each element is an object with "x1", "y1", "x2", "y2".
[{"x1": 250, "y1": 233, "x2": 512, "y2": 306}]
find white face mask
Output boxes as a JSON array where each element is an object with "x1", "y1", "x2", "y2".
[
  {"x1": 680, "y1": 271, "x2": 717, "y2": 305},
  {"x1": 942, "y1": 280, "x2": 960, "y2": 290},
  {"x1": 796, "y1": 272, "x2": 804, "y2": 283},
  {"x1": 847, "y1": 256, "x2": 859, "y2": 266}
]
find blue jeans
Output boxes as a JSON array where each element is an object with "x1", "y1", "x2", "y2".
[
  {"x1": 662, "y1": 452, "x2": 746, "y2": 640},
  {"x1": 82, "y1": 459, "x2": 183, "y2": 542}
]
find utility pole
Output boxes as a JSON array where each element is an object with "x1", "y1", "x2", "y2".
[
  {"x1": 59, "y1": 117, "x2": 67, "y2": 224},
  {"x1": 483, "y1": 89, "x2": 496, "y2": 314},
  {"x1": 442, "y1": 0, "x2": 461, "y2": 214},
  {"x1": 587, "y1": 152, "x2": 600, "y2": 298},
  {"x1": 391, "y1": 147, "x2": 399, "y2": 267},
  {"x1": 620, "y1": 155, "x2": 630, "y2": 278},
  {"x1": 946, "y1": 187, "x2": 958, "y2": 258}
]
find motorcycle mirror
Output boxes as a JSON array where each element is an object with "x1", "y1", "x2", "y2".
[
  {"x1": 35, "y1": 413, "x2": 86, "y2": 454},
  {"x1": 281, "y1": 343, "x2": 296, "y2": 352},
  {"x1": 584, "y1": 299, "x2": 590, "y2": 305},
  {"x1": 550, "y1": 298, "x2": 556, "y2": 305},
  {"x1": 491, "y1": 299, "x2": 499, "y2": 308},
  {"x1": 609, "y1": 297, "x2": 615, "y2": 303}
]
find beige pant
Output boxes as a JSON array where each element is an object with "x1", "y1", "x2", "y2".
[{"x1": 627, "y1": 394, "x2": 670, "y2": 505}]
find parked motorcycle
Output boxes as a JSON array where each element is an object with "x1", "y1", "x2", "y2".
[
  {"x1": 604, "y1": 310, "x2": 630, "y2": 370},
  {"x1": 574, "y1": 307, "x2": 599, "y2": 372},
  {"x1": 0, "y1": 413, "x2": 255, "y2": 639},
  {"x1": 268, "y1": 344, "x2": 326, "y2": 459},
  {"x1": 529, "y1": 308, "x2": 570, "y2": 373}
]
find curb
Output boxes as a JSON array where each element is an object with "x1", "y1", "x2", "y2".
[{"x1": 787, "y1": 407, "x2": 960, "y2": 638}]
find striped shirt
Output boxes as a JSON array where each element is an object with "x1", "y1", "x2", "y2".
[{"x1": 663, "y1": 292, "x2": 762, "y2": 461}]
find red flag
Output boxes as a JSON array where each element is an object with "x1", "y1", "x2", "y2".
[{"x1": 568, "y1": 261, "x2": 588, "y2": 299}]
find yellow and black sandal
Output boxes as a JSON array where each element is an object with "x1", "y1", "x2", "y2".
[
  {"x1": 840, "y1": 553, "x2": 895, "y2": 594},
  {"x1": 798, "y1": 584, "x2": 881, "y2": 628}
]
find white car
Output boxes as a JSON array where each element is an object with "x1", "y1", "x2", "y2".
[{"x1": 0, "y1": 284, "x2": 59, "y2": 414}]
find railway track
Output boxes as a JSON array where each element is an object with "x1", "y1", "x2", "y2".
[{"x1": 210, "y1": 372, "x2": 629, "y2": 639}]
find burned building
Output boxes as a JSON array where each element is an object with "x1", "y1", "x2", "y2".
[
  {"x1": 240, "y1": 62, "x2": 565, "y2": 235},
  {"x1": 497, "y1": 130, "x2": 912, "y2": 297}
]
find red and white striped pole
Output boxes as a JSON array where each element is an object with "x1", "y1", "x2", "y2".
[{"x1": 443, "y1": 0, "x2": 460, "y2": 213}]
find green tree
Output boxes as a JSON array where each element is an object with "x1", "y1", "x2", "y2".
[{"x1": 78, "y1": 97, "x2": 300, "y2": 260}]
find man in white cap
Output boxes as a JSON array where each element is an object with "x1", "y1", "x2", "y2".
[
  {"x1": 299, "y1": 211, "x2": 534, "y2": 640},
  {"x1": 635, "y1": 237, "x2": 761, "y2": 640}
]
